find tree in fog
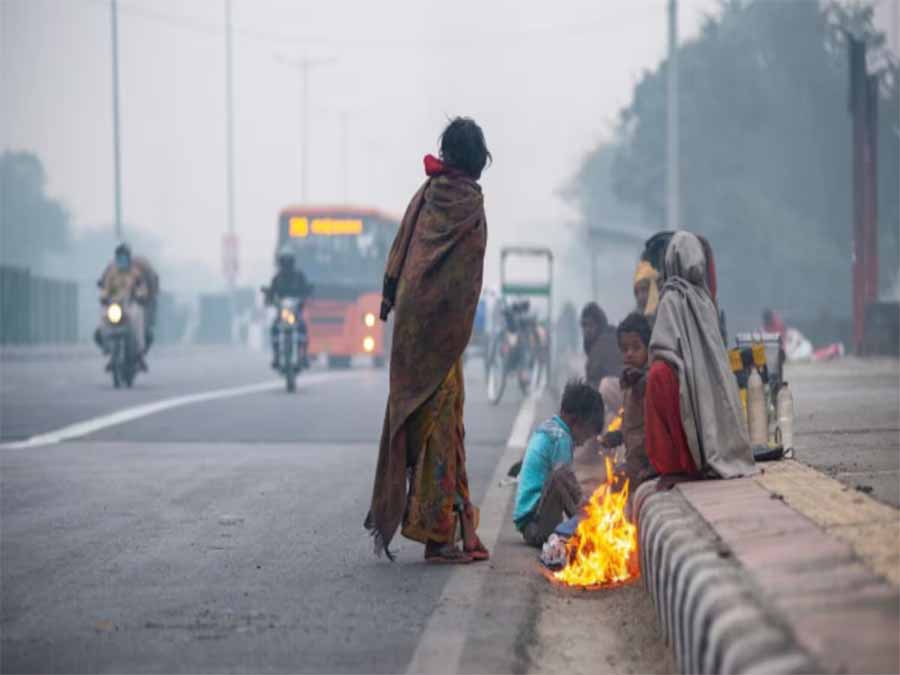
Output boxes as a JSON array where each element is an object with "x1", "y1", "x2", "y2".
[
  {"x1": 572, "y1": 0, "x2": 899, "y2": 326},
  {"x1": 0, "y1": 151, "x2": 71, "y2": 272},
  {"x1": 561, "y1": 143, "x2": 650, "y2": 320}
]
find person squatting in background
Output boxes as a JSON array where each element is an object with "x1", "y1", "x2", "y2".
[
  {"x1": 513, "y1": 380, "x2": 605, "y2": 548},
  {"x1": 763, "y1": 307, "x2": 845, "y2": 363},
  {"x1": 580, "y1": 302, "x2": 623, "y2": 430}
]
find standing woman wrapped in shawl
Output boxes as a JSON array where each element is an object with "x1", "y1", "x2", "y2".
[
  {"x1": 364, "y1": 118, "x2": 491, "y2": 563},
  {"x1": 644, "y1": 231, "x2": 756, "y2": 480}
]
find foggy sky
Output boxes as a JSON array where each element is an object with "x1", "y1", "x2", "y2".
[{"x1": 4, "y1": 0, "x2": 744, "y2": 295}]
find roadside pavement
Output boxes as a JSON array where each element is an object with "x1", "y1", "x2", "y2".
[
  {"x1": 785, "y1": 357, "x2": 899, "y2": 507},
  {"x1": 455, "y1": 484, "x2": 673, "y2": 675},
  {"x1": 636, "y1": 357, "x2": 900, "y2": 674},
  {"x1": 449, "y1": 387, "x2": 674, "y2": 675},
  {"x1": 399, "y1": 384, "x2": 673, "y2": 674}
]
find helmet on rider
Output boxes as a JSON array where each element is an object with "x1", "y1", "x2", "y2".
[
  {"x1": 276, "y1": 245, "x2": 295, "y2": 272},
  {"x1": 115, "y1": 243, "x2": 132, "y2": 271}
]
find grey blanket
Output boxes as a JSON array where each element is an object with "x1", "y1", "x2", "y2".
[{"x1": 649, "y1": 232, "x2": 756, "y2": 479}]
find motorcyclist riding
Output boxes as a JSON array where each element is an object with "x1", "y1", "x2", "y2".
[
  {"x1": 94, "y1": 243, "x2": 150, "y2": 371},
  {"x1": 265, "y1": 245, "x2": 313, "y2": 369}
]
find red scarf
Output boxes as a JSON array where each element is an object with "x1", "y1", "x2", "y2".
[
  {"x1": 423, "y1": 154, "x2": 444, "y2": 176},
  {"x1": 423, "y1": 154, "x2": 467, "y2": 178}
]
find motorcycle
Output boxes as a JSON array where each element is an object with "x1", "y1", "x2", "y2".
[
  {"x1": 263, "y1": 288, "x2": 310, "y2": 393},
  {"x1": 485, "y1": 300, "x2": 547, "y2": 405},
  {"x1": 99, "y1": 296, "x2": 142, "y2": 389}
]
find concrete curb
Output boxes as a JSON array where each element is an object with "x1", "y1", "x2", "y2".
[{"x1": 634, "y1": 481, "x2": 821, "y2": 674}]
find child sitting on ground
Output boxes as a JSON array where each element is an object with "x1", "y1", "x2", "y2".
[
  {"x1": 603, "y1": 311, "x2": 657, "y2": 490},
  {"x1": 513, "y1": 380, "x2": 605, "y2": 547}
]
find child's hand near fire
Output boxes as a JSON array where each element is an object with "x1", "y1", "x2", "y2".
[{"x1": 601, "y1": 430, "x2": 624, "y2": 449}]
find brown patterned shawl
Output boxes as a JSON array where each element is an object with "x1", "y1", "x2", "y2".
[{"x1": 364, "y1": 172, "x2": 487, "y2": 557}]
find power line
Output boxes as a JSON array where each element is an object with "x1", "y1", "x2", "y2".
[{"x1": 87, "y1": 0, "x2": 647, "y2": 51}]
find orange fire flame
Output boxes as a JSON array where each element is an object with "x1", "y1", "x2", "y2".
[{"x1": 553, "y1": 457, "x2": 638, "y2": 588}]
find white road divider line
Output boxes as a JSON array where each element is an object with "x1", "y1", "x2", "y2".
[
  {"x1": 0, "y1": 371, "x2": 359, "y2": 451},
  {"x1": 406, "y1": 390, "x2": 540, "y2": 675}
]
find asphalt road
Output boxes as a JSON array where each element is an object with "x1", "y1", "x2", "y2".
[
  {"x1": 0, "y1": 348, "x2": 672, "y2": 674},
  {"x1": 0, "y1": 347, "x2": 275, "y2": 442},
  {"x1": 787, "y1": 357, "x2": 900, "y2": 507}
]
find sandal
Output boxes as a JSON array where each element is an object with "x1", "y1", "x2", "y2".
[
  {"x1": 457, "y1": 503, "x2": 489, "y2": 561},
  {"x1": 425, "y1": 543, "x2": 473, "y2": 565},
  {"x1": 465, "y1": 537, "x2": 490, "y2": 562}
]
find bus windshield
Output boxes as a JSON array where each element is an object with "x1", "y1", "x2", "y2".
[{"x1": 277, "y1": 211, "x2": 397, "y2": 290}]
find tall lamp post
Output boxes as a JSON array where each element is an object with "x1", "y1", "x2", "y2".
[
  {"x1": 339, "y1": 110, "x2": 349, "y2": 204},
  {"x1": 223, "y1": 0, "x2": 238, "y2": 291},
  {"x1": 110, "y1": 0, "x2": 123, "y2": 240},
  {"x1": 276, "y1": 54, "x2": 337, "y2": 204},
  {"x1": 666, "y1": 0, "x2": 680, "y2": 232}
]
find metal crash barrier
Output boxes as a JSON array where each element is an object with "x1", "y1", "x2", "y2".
[{"x1": 0, "y1": 266, "x2": 78, "y2": 344}]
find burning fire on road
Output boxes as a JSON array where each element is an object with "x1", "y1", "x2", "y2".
[{"x1": 552, "y1": 457, "x2": 639, "y2": 589}]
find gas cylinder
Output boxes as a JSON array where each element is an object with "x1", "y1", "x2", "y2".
[
  {"x1": 729, "y1": 348, "x2": 748, "y2": 424},
  {"x1": 747, "y1": 367, "x2": 767, "y2": 445},
  {"x1": 776, "y1": 381, "x2": 794, "y2": 452}
]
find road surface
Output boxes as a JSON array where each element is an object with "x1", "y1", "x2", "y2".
[
  {"x1": 1, "y1": 347, "x2": 670, "y2": 674},
  {"x1": 786, "y1": 357, "x2": 900, "y2": 507}
]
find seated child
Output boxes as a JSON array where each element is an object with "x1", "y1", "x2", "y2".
[
  {"x1": 603, "y1": 312, "x2": 657, "y2": 489},
  {"x1": 513, "y1": 380, "x2": 605, "y2": 547}
]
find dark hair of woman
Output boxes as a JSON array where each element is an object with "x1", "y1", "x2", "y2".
[{"x1": 439, "y1": 117, "x2": 492, "y2": 180}]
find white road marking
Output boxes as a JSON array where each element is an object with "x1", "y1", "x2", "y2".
[
  {"x1": 507, "y1": 390, "x2": 539, "y2": 450},
  {"x1": 0, "y1": 371, "x2": 359, "y2": 451},
  {"x1": 834, "y1": 469, "x2": 899, "y2": 477},
  {"x1": 406, "y1": 389, "x2": 540, "y2": 674}
]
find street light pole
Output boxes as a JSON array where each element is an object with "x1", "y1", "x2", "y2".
[
  {"x1": 222, "y1": 0, "x2": 239, "y2": 303},
  {"x1": 301, "y1": 60, "x2": 310, "y2": 204},
  {"x1": 110, "y1": 0, "x2": 123, "y2": 240},
  {"x1": 339, "y1": 111, "x2": 349, "y2": 204},
  {"x1": 225, "y1": 0, "x2": 235, "y2": 240},
  {"x1": 276, "y1": 54, "x2": 337, "y2": 204},
  {"x1": 666, "y1": 0, "x2": 680, "y2": 232}
]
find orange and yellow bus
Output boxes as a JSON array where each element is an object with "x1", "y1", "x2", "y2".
[{"x1": 276, "y1": 206, "x2": 398, "y2": 367}]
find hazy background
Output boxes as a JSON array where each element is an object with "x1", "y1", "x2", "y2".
[
  {"x1": 1, "y1": 0, "x2": 721, "y2": 304},
  {"x1": 2, "y1": 0, "x2": 899, "y2": 337}
]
